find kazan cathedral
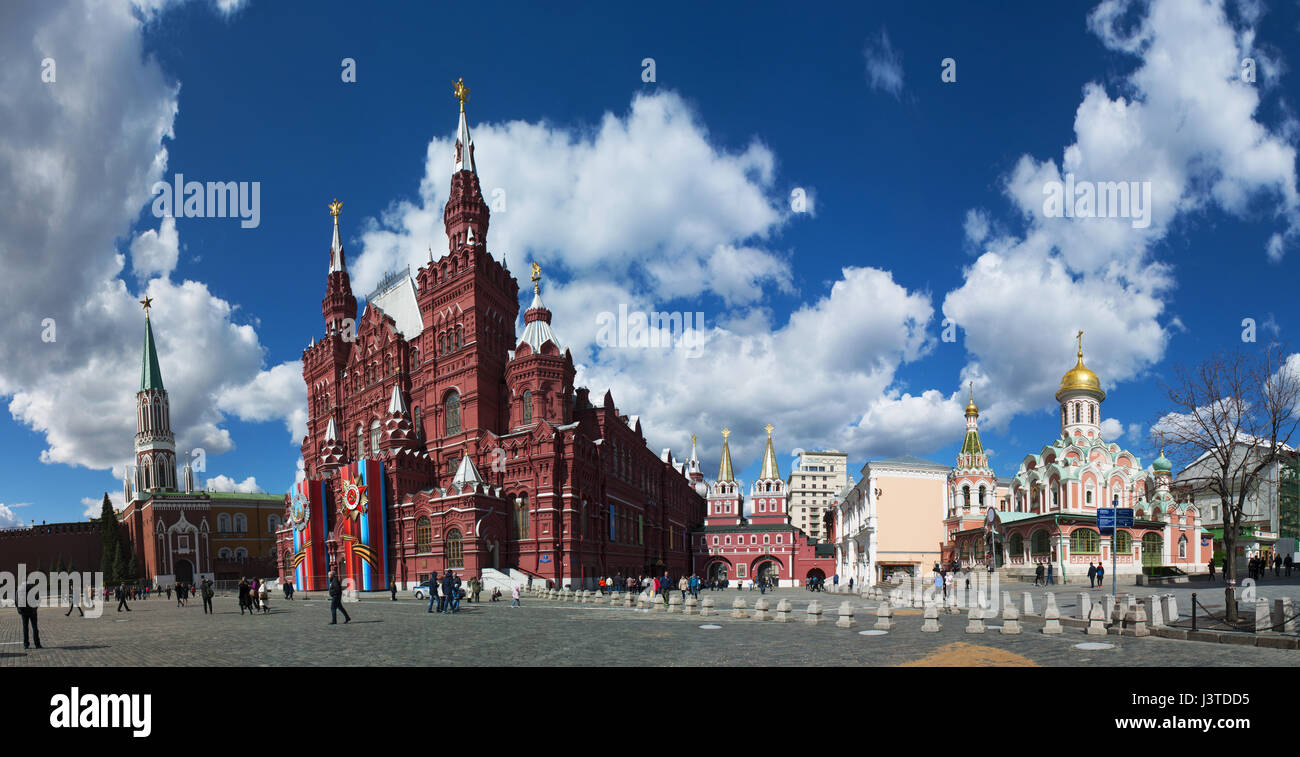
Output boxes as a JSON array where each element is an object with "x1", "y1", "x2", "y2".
[
  {"x1": 949, "y1": 334, "x2": 1212, "y2": 580},
  {"x1": 276, "y1": 80, "x2": 705, "y2": 593}
]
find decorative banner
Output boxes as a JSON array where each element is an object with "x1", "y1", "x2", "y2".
[
  {"x1": 337, "y1": 458, "x2": 388, "y2": 592},
  {"x1": 291, "y1": 479, "x2": 329, "y2": 591}
]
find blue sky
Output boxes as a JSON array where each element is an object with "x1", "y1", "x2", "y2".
[{"x1": 2, "y1": 0, "x2": 1298, "y2": 526}]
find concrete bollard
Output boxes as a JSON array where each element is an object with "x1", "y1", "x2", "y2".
[
  {"x1": 835, "y1": 601, "x2": 855, "y2": 629},
  {"x1": 684, "y1": 596, "x2": 698, "y2": 615},
  {"x1": 1078, "y1": 592, "x2": 1091, "y2": 621},
  {"x1": 1000, "y1": 603, "x2": 1022, "y2": 634},
  {"x1": 1042, "y1": 593, "x2": 1063, "y2": 634},
  {"x1": 652, "y1": 594, "x2": 667, "y2": 612},
  {"x1": 610, "y1": 592, "x2": 621, "y2": 606},
  {"x1": 1087, "y1": 602, "x2": 1108, "y2": 635},
  {"x1": 922, "y1": 603, "x2": 941, "y2": 632},
  {"x1": 775, "y1": 598, "x2": 794, "y2": 623},
  {"x1": 623, "y1": 592, "x2": 635, "y2": 608},
  {"x1": 1124, "y1": 603, "x2": 1151, "y2": 637},
  {"x1": 965, "y1": 606, "x2": 986, "y2": 634},
  {"x1": 1254, "y1": 599, "x2": 1272, "y2": 633},
  {"x1": 752, "y1": 597, "x2": 772, "y2": 621},
  {"x1": 1103, "y1": 595, "x2": 1119, "y2": 624},
  {"x1": 873, "y1": 601, "x2": 894, "y2": 631},
  {"x1": 667, "y1": 594, "x2": 683, "y2": 614},
  {"x1": 1143, "y1": 595, "x2": 1165, "y2": 627},
  {"x1": 1022, "y1": 592, "x2": 1035, "y2": 616},
  {"x1": 805, "y1": 600, "x2": 824, "y2": 625},
  {"x1": 1163, "y1": 594, "x2": 1180, "y2": 623},
  {"x1": 1273, "y1": 598, "x2": 1295, "y2": 633},
  {"x1": 731, "y1": 597, "x2": 748, "y2": 619},
  {"x1": 944, "y1": 590, "x2": 958, "y2": 614},
  {"x1": 700, "y1": 596, "x2": 716, "y2": 617}
]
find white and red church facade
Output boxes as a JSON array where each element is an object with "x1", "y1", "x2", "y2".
[
  {"x1": 277, "y1": 81, "x2": 706, "y2": 592},
  {"x1": 950, "y1": 336, "x2": 1213, "y2": 579}
]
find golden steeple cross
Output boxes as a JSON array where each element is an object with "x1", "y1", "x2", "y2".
[
  {"x1": 329, "y1": 198, "x2": 343, "y2": 217},
  {"x1": 530, "y1": 261, "x2": 541, "y2": 293},
  {"x1": 1076, "y1": 329, "x2": 1084, "y2": 357},
  {"x1": 764, "y1": 423, "x2": 774, "y2": 436},
  {"x1": 722, "y1": 427, "x2": 730, "y2": 439},
  {"x1": 454, "y1": 78, "x2": 470, "y2": 112},
  {"x1": 139, "y1": 296, "x2": 153, "y2": 314}
]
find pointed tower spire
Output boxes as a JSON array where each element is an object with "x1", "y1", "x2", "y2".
[
  {"x1": 451, "y1": 452, "x2": 484, "y2": 489},
  {"x1": 758, "y1": 423, "x2": 781, "y2": 479},
  {"x1": 139, "y1": 297, "x2": 164, "y2": 391},
  {"x1": 387, "y1": 382, "x2": 409, "y2": 416},
  {"x1": 453, "y1": 77, "x2": 475, "y2": 174},
  {"x1": 324, "y1": 416, "x2": 339, "y2": 442},
  {"x1": 718, "y1": 428, "x2": 735, "y2": 482},
  {"x1": 328, "y1": 198, "x2": 345, "y2": 273}
]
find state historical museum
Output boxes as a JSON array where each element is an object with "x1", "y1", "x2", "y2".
[{"x1": 278, "y1": 81, "x2": 706, "y2": 591}]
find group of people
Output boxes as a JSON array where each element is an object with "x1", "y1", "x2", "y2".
[
  {"x1": 1032, "y1": 562, "x2": 1057, "y2": 586},
  {"x1": 1086, "y1": 562, "x2": 1107, "y2": 587},
  {"x1": 421, "y1": 570, "x2": 476, "y2": 614},
  {"x1": 237, "y1": 577, "x2": 270, "y2": 615},
  {"x1": 1247, "y1": 552, "x2": 1293, "y2": 580}
]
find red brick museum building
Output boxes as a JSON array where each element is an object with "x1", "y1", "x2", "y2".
[{"x1": 278, "y1": 83, "x2": 706, "y2": 590}]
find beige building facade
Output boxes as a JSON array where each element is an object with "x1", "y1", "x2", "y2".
[
  {"x1": 787, "y1": 451, "x2": 848, "y2": 541},
  {"x1": 835, "y1": 455, "x2": 950, "y2": 585}
]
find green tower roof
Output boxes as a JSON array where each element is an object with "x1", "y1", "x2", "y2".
[{"x1": 140, "y1": 314, "x2": 165, "y2": 392}]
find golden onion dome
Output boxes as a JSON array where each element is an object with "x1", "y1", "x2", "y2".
[
  {"x1": 1056, "y1": 331, "x2": 1106, "y2": 401},
  {"x1": 964, "y1": 382, "x2": 979, "y2": 417}
]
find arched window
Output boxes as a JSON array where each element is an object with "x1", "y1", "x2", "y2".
[
  {"x1": 1070, "y1": 528, "x2": 1099, "y2": 554},
  {"x1": 446, "y1": 528, "x2": 463, "y2": 569},
  {"x1": 1089, "y1": 404, "x2": 1095, "y2": 423},
  {"x1": 1009, "y1": 533, "x2": 1024, "y2": 555},
  {"x1": 416, "y1": 516, "x2": 432, "y2": 553},
  {"x1": 1073, "y1": 404, "x2": 1080, "y2": 423},
  {"x1": 1031, "y1": 529, "x2": 1051, "y2": 555},
  {"x1": 513, "y1": 494, "x2": 529, "y2": 539},
  {"x1": 356, "y1": 425, "x2": 365, "y2": 457},
  {"x1": 234, "y1": 513, "x2": 247, "y2": 533},
  {"x1": 217, "y1": 513, "x2": 231, "y2": 533},
  {"x1": 234, "y1": 547, "x2": 248, "y2": 561},
  {"x1": 1115, "y1": 530, "x2": 1132, "y2": 554},
  {"x1": 370, "y1": 419, "x2": 381, "y2": 453},
  {"x1": 268, "y1": 515, "x2": 281, "y2": 533},
  {"x1": 1178, "y1": 534, "x2": 1187, "y2": 558},
  {"x1": 962, "y1": 485, "x2": 971, "y2": 509},
  {"x1": 522, "y1": 390, "x2": 532, "y2": 423},
  {"x1": 218, "y1": 547, "x2": 232, "y2": 559},
  {"x1": 445, "y1": 391, "x2": 461, "y2": 435},
  {"x1": 412, "y1": 406, "x2": 423, "y2": 441},
  {"x1": 978, "y1": 486, "x2": 986, "y2": 508}
]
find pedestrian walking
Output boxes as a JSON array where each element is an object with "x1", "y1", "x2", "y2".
[
  {"x1": 1087, "y1": 562, "x2": 1097, "y2": 588},
  {"x1": 390, "y1": 576, "x2": 398, "y2": 601},
  {"x1": 116, "y1": 583, "x2": 131, "y2": 613},
  {"x1": 18, "y1": 580, "x2": 41, "y2": 650},
  {"x1": 201, "y1": 578, "x2": 214, "y2": 614},
  {"x1": 427, "y1": 571, "x2": 440, "y2": 613},
  {"x1": 511, "y1": 584, "x2": 521, "y2": 607},
  {"x1": 1208, "y1": 560, "x2": 1216, "y2": 582},
  {"x1": 1034, "y1": 563, "x2": 1044, "y2": 587},
  {"x1": 328, "y1": 570, "x2": 351, "y2": 624},
  {"x1": 65, "y1": 585, "x2": 84, "y2": 617},
  {"x1": 259, "y1": 582, "x2": 270, "y2": 614},
  {"x1": 1275, "y1": 554, "x2": 1283, "y2": 577},
  {"x1": 932, "y1": 571, "x2": 944, "y2": 600},
  {"x1": 238, "y1": 577, "x2": 252, "y2": 615},
  {"x1": 1046, "y1": 563, "x2": 1054, "y2": 585},
  {"x1": 1285, "y1": 554, "x2": 1293, "y2": 577},
  {"x1": 1095, "y1": 563, "x2": 1104, "y2": 587}
]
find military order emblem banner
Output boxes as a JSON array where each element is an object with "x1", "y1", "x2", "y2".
[{"x1": 337, "y1": 458, "x2": 389, "y2": 591}]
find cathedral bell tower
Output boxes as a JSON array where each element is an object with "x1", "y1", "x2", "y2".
[
  {"x1": 1057, "y1": 330, "x2": 1105, "y2": 440},
  {"x1": 322, "y1": 199, "x2": 357, "y2": 337}
]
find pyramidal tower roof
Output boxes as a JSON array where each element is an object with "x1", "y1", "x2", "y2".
[
  {"x1": 451, "y1": 453, "x2": 484, "y2": 488},
  {"x1": 139, "y1": 298, "x2": 164, "y2": 392},
  {"x1": 717, "y1": 428, "x2": 735, "y2": 482},
  {"x1": 328, "y1": 198, "x2": 346, "y2": 273},
  {"x1": 453, "y1": 77, "x2": 476, "y2": 174},
  {"x1": 758, "y1": 424, "x2": 780, "y2": 479}
]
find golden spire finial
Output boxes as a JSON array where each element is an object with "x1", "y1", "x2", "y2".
[
  {"x1": 329, "y1": 198, "x2": 343, "y2": 218},
  {"x1": 722, "y1": 427, "x2": 730, "y2": 439},
  {"x1": 139, "y1": 296, "x2": 153, "y2": 314},
  {"x1": 764, "y1": 423, "x2": 774, "y2": 436},
  {"x1": 691, "y1": 433, "x2": 696, "y2": 445},
  {"x1": 969, "y1": 381, "x2": 974, "y2": 402},
  {"x1": 454, "y1": 77, "x2": 470, "y2": 112},
  {"x1": 530, "y1": 261, "x2": 541, "y2": 294},
  {"x1": 1076, "y1": 329, "x2": 1084, "y2": 359}
]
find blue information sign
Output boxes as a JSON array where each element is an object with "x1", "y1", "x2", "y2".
[
  {"x1": 1115, "y1": 508, "x2": 1134, "y2": 528},
  {"x1": 1096, "y1": 507, "x2": 1115, "y2": 534}
]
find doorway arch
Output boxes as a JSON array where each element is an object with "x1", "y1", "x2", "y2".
[
  {"x1": 175, "y1": 558, "x2": 194, "y2": 584},
  {"x1": 805, "y1": 567, "x2": 826, "y2": 582},
  {"x1": 706, "y1": 561, "x2": 730, "y2": 583}
]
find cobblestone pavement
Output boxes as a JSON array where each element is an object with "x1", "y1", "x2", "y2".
[{"x1": 1, "y1": 588, "x2": 1296, "y2": 667}]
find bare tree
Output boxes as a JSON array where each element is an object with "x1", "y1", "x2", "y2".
[{"x1": 1158, "y1": 343, "x2": 1300, "y2": 622}]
